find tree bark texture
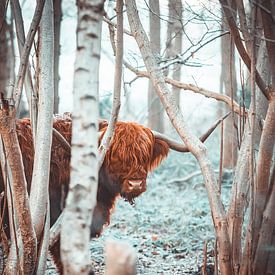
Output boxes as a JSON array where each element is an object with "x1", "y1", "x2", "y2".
[
  {"x1": 0, "y1": 103, "x2": 37, "y2": 274},
  {"x1": 61, "y1": 0, "x2": 105, "y2": 274},
  {"x1": 253, "y1": 93, "x2": 275, "y2": 274},
  {"x1": 228, "y1": 40, "x2": 269, "y2": 274},
  {"x1": 29, "y1": 0, "x2": 54, "y2": 249}
]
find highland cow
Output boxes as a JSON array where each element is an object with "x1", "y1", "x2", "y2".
[
  {"x1": 0, "y1": 114, "x2": 170, "y2": 273},
  {"x1": 0, "y1": 113, "x2": 219, "y2": 273}
]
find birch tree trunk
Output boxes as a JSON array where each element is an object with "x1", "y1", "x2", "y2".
[
  {"x1": 61, "y1": 0, "x2": 105, "y2": 273},
  {"x1": 29, "y1": 0, "x2": 54, "y2": 248},
  {"x1": 147, "y1": 0, "x2": 164, "y2": 132},
  {"x1": 125, "y1": 1, "x2": 232, "y2": 274}
]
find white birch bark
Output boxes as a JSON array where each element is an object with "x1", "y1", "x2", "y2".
[
  {"x1": 61, "y1": 0, "x2": 105, "y2": 273},
  {"x1": 29, "y1": 0, "x2": 54, "y2": 240}
]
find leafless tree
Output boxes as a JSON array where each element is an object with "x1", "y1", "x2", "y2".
[
  {"x1": 0, "y1": 0, "x2": 55, "y2": 273},
  {"x1": 0, "y1": 1, "x2": 273, "y2": 274},
  {"x1": 125, "y1": 1, "x2": 232, "y2": 273},
  {"x1": 125, "y1": 0, "x2": 275, "y2": 274}
]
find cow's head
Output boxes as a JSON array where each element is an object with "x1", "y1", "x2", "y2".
[{"x1": 100, "y1": 122, "x2": 169, "y2": 204}]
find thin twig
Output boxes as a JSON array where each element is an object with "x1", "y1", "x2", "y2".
[
  {"x1": 123, "y1": 61, "x2": 246, "y2": 116},
  {"x1": 219, "y1": 0, "x2": 270, "y2": 100},
  {"x1": 103, "y1": 16, "x2": 132, "y2": 36},
  {"x1": 218, "y1": 120, "x2": 224, "y2": 194},
  {"x1": 12, "y1": 0, "x2": 46, "y2": 110},
  {"x1": 160, "y1": 31, "x2": 230, "y2": 69}
]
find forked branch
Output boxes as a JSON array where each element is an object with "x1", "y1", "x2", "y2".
[{"x1": 153, "y1": 112, "x2": 231, "y2": 152}]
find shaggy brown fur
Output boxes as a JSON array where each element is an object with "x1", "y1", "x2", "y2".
[{"x1": 0, "y1": 115, "x2": 169, "y2": 274}]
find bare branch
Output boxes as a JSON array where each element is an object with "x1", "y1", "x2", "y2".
[
  {"x1": 29, "y1": 0, "x2": 54, "y2": 240},
  {"x1": 103, "y1": 16, "x2": 132, "y2": 36},
  {"x1": 153, "y1": 112, "x2": 230, "y2": 152},
  {"x1": 98, "y1": 0, "x2": 123, "y2": 169},
  {"x1": 258, "y1": 0, "x2": 275, "y2": 85},
  {"x1": 253, "y1": 93, "x2": 275, "y2": 270},
  {"x1": 0, "y1": 97, "x2": 37, "y2": 274},
  {"x1": 10, "y1": 0, "x2": 34, "y2": 107},
  {"x1": 235, "y1": 0, "x2": 252, "y2": 54},
  {"x1": 165, "y1": 78, "x2": 246, "y2": 116},
  {"x1": 124, "y1": 61, "x2": 246, "y2": 116},
  {"x1": 219, "y1": 0, "x2": 270, "y2": 100},
  {"x1": 160, "y1": 31, "x2": 230, "y2": 69},
  {"x1": 12, "y1": 0, "x2": 46, "y2": 110}
]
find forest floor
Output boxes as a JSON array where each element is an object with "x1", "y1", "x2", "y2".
[{"x1": 47, "y1": 153, "x2": 232, "y2": 275}]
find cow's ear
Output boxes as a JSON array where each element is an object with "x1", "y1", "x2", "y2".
[{"x1": 149, "y1": 138, "x2": 169, "y2": 171}]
